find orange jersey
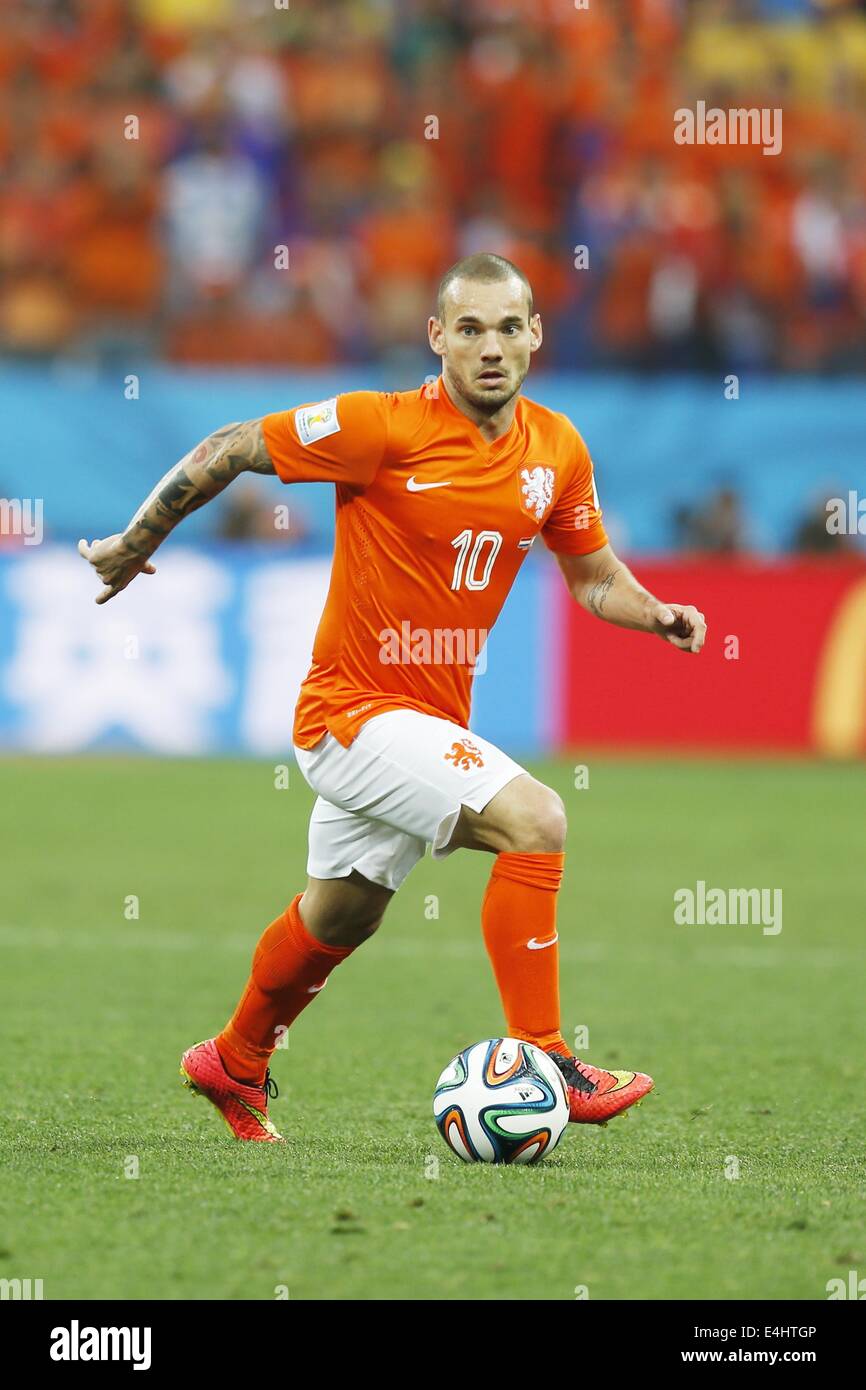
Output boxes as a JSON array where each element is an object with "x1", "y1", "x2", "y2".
[{"x1": 262, "y1": 378, "x2": 607, "y2": 749}]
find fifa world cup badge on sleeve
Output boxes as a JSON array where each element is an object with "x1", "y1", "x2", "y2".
[{"x1": 295, "y1": 398, "x2": 341, "y2": 447}]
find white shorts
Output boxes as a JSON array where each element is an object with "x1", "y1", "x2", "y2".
[{"x1": 293, "y1": 709, "x2": 527, "y2": 892}]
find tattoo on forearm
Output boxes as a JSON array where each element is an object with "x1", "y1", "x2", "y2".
[
  {"x1": 586, "y1": 569, "x2": 617, "y2": 618},
  {"x1": 124, "y1": 419, "x2": 274, "y2": 556}
]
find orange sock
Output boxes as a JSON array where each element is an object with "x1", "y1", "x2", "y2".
[
  {"x1": 216, "y1": 894, "x2": 355, "y2": 1084},
  {"x1": 481, "y1": 851, "x2": 571, "y2": 1056}
]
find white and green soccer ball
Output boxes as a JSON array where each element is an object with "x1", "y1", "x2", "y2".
[{"x1": 433, "y1": 1037, "x2": 569, "y2": 1165}]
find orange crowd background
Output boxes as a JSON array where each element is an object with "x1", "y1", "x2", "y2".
[{"x1": 2, "y1": 0, "x2": 865, "y2": 372}]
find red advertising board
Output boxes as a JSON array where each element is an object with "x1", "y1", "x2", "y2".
[{"x1": 554, "y1": 560, "x2": 866, "y2": 755}]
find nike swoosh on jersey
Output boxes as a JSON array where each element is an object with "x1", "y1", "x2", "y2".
[
  {"x1": 526, "y1": 934, "x2": 559, "y2": 950},
  {"x1": 406, "y1": 476, "x2": 452, "y2": 491}
]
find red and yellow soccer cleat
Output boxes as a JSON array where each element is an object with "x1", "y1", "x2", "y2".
[
  {"x1": 548, "y1": 1052, "x2": 654, "y2": 1125},
  {"x1": 179, "y1": 1038, "x2": 285, "y2": 1142}
]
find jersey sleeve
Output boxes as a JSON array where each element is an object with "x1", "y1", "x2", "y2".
[
  {"x1": 540, "y1": 426, "x2": 608, "y2": 555},
  {"x1": 261, "y1": 390, "x2": 389, "y2": 487}
]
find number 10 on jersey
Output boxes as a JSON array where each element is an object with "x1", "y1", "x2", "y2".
[{"x1": 450, "y1": 530, "x2": 503, "y2": 591}]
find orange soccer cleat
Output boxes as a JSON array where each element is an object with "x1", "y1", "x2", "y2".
[
  {"x1": 179, "y1": 1038, "x2": 284, "y2": 1142},
  {"x1": 547, "y1": 1052, "x2": 654, "y2": 1125}
]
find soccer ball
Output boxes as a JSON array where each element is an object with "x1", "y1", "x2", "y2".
[{"x1": 432, "y1": 1037, "x2": 569, "y2": 1165}]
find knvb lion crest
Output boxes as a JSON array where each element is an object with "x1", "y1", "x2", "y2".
[
  {"x1": 444, "y1": 738, "x2": 485, "y2": 771},
  {"x1": 519, "y1": 465, "x2": 555, "y2": 522}
]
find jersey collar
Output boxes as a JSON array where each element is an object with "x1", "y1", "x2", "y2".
[{"x1": 435, "y1": 374, "x2": 523, "y2": 462}]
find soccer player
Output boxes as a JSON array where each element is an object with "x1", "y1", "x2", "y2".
[{"x1": 79, "y1": 254, "x2": 706, "y2": 1143}]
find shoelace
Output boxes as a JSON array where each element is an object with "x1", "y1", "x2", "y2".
[
  {"x1": 263, "y1": 1071, "x2": 279, "y2": 1101},
  {"x1": 550, "y1": 1053, "x2": 598, "y2": 1096}
]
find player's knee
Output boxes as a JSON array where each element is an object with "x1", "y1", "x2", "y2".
[
  {"x1": 506, "y1": 785, "x2": 567, "y2": 854},
  {"x1": 299, "y1": 888, "x2": 388, "y2": 948}
]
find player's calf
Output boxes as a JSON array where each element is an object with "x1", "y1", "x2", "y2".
[{"x1": 300, "y1": 870, "x2": 394, "y2": 947}]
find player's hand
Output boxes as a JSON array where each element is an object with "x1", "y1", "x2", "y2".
[
  {"x1": 77, "y1": 534, "x2": 156, "y2": 605},
  {"x1": 648, "y1": 601, "x2": 706, "y2": 653}
]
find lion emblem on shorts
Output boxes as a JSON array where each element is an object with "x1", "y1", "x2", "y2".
[
  {"x1": 520, "y1": 466, "x2": 555, "y2": 521},
  {"x1": 444, "y1": 738, "x2": 485, "y2": 771}
]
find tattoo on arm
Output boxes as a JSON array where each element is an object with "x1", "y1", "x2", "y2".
[
  {"x1": 123, "y1": 419, "x2": 275, "y2": 557},
  {"x1": 191, "y1": 418, "x2": 276, "y2": 483},
  {"x1": 586, "y1": 569, "x2": 617, "y2": 618}
]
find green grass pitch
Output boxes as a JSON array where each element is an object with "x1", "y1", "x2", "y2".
[{"x1": 0, "y1": 754, "x2": 863, "y2": 1301}]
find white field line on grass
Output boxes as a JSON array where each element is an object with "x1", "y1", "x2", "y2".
[{"x1": 0, "y1": 924, "x2": 862, "y2": 970}]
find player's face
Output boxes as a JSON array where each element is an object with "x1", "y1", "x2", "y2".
[{"x1": 428, "y1": 278, "x2": 543, "y2": 416}]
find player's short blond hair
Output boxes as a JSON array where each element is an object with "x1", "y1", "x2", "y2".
[{"x1": 436, "y1": 254, "x2": 534, "y2": 323}]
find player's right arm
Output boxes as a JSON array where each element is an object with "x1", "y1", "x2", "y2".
[
  {"x1": 80, "y1": 393, "x2": 389, "y2": 605},
  {"x1": 78, "y1": 418, "x2": 275, "y2": 604}
]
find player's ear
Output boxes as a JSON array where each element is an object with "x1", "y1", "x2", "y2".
[
  {"x1": 428, "y1": 316, "x2": 446, "y2": 357},
  {"x1": 529, "y1": 314, "x2": 543, "y2": 352}
]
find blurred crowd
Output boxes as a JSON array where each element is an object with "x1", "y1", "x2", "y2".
[
  {"x1": 2, "y1": 0, "x2": 866, "y2": 373},
  {"x1": 671, "y1": 485, "x2": 862, "y2": 554}
]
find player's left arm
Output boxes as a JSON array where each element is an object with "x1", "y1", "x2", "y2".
[{"x1": 555, "y1": 543, "x2": 707, "y2": 653}]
